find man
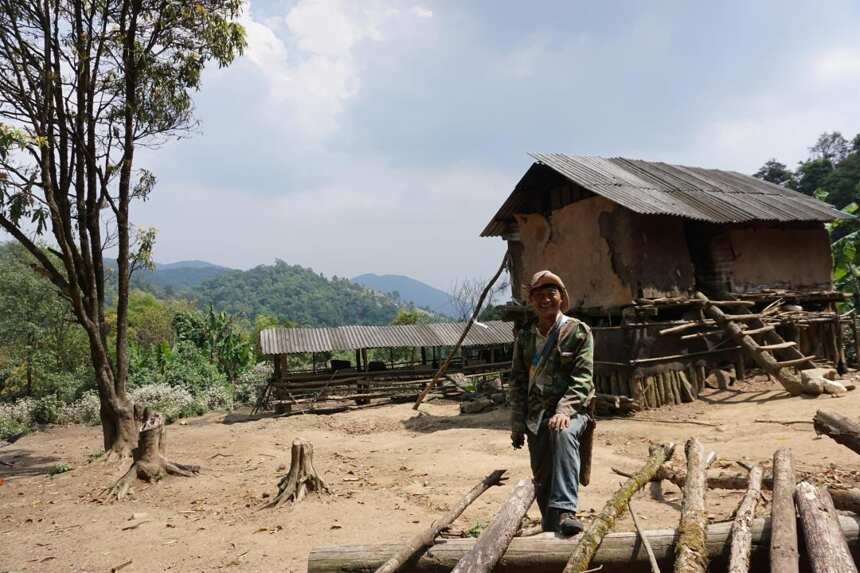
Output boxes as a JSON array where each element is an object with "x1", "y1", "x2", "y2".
[{"x1": 510, "y1": 270, "x2": 594, "y2": 536}]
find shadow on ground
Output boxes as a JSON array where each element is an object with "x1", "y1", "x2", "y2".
[
  {"x1": 401, "y1": 406, "x2": 510, "y2": 433},
  {"x1": 0, "y1": 448, "x2": 61, "y2": 479}
]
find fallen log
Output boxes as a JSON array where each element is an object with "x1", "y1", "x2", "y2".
[
  {"x1": 813, "y1": 410, "x2": 860, "y2": 456},
  {"x1": 727, "y1": 464, "x2": 762, "y2": 573},
  {"x1": 449, "y1": 479, "x2": 534, "y2": 573},
  {"x1": 649, "y1": 465, "x2": 860, "y2": 514},
  {"x1": 307, "y1": 515, "x2": 860, "y2": 573},
  {"x1": 374, "y1": 470, "x2": 506, "y2": 573},
  {"x1": 770, "y1": 449, "x2": 799, "y2": 573},
  {"x1": 563, "y1": 443, "x2": 676, "y2": 573},
  {"x1": 795, "y1": 482, "x2": 859, "y2": 573},
  {"x1": 674, "y1": 438, "x2": 711, "y2": 573}
]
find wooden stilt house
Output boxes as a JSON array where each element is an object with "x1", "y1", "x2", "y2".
[{"x1": 483, "y1": 154, "x2": 853, "y2": 407}]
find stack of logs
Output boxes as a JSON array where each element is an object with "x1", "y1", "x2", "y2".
[{"x1": 308, "y1": 408, "x2": 860, "y2": 573}]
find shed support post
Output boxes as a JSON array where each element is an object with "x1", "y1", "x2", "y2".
[
  {"x1": 312, "y1": 352, "x2": 317, "y2": 374},
  {"x1": 421, "y1": 347, "x2": 427, "y2": 366}
]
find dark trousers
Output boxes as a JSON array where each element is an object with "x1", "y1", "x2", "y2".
[{"x1": 526, "y1": 413, "x2": 587, "y2": 531}]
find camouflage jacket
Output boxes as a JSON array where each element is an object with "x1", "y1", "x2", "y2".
[{"x1": 510, "y1": 316, "x2": 594, "y2": 434}]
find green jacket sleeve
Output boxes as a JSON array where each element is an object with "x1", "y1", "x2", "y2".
[
  {"x1": 509, "y1": 329, "x2": 530, "y2": 434},
  {"x1": 554, "y1": 321, "x2": 594, "y2": 417}
]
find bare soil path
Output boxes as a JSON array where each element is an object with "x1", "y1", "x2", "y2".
[{"x1": 2, "y1": 374, "x2": 859, "y2": 572}]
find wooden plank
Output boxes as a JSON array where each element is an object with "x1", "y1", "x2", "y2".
[{"x1": 757, "y1": 341, "x2": 797, "y2": 351}]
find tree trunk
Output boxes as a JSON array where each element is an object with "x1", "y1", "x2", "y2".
[
  {"x1": 449, "y1": 479, "x2": 534, "y2": 573},
  {"x1": 813, "y1": 410, "x2": 860, "y2": 456},
  {"x1": 563, "y1": 443, "x2": 676, "y2": 573},
  {"x1": 103, "y1": 407, "x2": 199, "y2": 500},
  {"x1": 308, "y1": 515, "x2": 860, "y2": 573},
  {"x1": 795, "y1": 482, "x2": 859, "y2": 573},
  {"x1": 94, "y1": 358, "x2": 138, "y2": 458},
  {"x1": 674, "y1": 438, "x2": 709, "y2": 573},
  {"x1": 652, "y1": 464, "x2": 860, "y2": 515},
  {"x1": 727, "y1": 464, "x2": 762, "y2": 573},
  {"x1": 770, "y1": 448, "x2": 799, "y2": 573},
  {"x1": 265, "y1": 438, "x2": 330, "y2": 508},
  {"x1": 374, "y1": 469, "x2": 506, "y2": 573}
]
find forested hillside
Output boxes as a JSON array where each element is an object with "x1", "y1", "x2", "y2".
[{"x1": 194, "y1": 260, "x2": 404, "y2": 326}]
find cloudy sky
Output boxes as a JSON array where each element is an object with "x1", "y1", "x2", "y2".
[{"x1": 132, "y1": 0, "x2": 860, "y2": 291}]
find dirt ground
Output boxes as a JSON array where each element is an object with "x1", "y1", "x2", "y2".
[{"x1": 2, "y1": 374, "x2": 860, "y2": 573}]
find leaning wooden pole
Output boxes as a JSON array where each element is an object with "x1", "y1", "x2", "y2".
[
  {"x1": 813, "y1": 409, "x2": 860, "y2": 456},
  {"x1": 727, "y1": 463, "x2": 763, "y2": 573},
  {"x1": 374, "y1": 470, "x2": 506, "y2": 573},
  {"x1": 413, "y1": 250, "x2": 509, "y2": 410},
  {"x1": 449, "y1": 478, "x2": 534, "y2": 573},
  {"x1": 562, "y1": 443, "x2": 676, "y2": 573},
  {"x1": 694, "y1": 292, "x2": 805, "y2": 395},
  {"x1": 770, "y1": 448, "x2": 799, "y2": 573},
  {"x1": 795, "y1": 481, "x2": 859, "y2": 573},
  {"x1": 674, "y1": 438, "x2": 710, "y2": 573}
]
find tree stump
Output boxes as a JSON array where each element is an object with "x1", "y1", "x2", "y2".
[
  {"x1": 266, "y1": 438, "x2": 329, "y2": 508},
  {"x1": 103, "y1": 407, "x2": 200, "y2": 500}
]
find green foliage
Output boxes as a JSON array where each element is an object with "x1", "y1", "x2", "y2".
[
  {"x1": 234, "y1": 363, "x2": 273, "y2": 405},
  {"x1": 130, "y1": 383, "x2": 203, "y2": 422},
  {"x1": 0, "y1": 243, "x2": 93, "y2": 399},
  {"x1": 194, "y1": 260, "x2": 403, "y2": 326},
  {"x1": 173, "y1": 307, "x2": 253, "y2": 380},
  {"x1": 754, "y1": 159, "x2": 795, "y2": 187},
  {"x1": 48, "y1": 463, "x2": 72, "y2": 476},
  {"x1": 466, "y1": 521, "x2": 486, "y2": 538}
]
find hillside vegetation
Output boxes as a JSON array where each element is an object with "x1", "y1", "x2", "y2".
[
  {"x1": 352, "y1": 273, "x2": 456, "y2": 317},
  {"x1": 194, "y1": 260, "x2": 403, "y2": 326}
]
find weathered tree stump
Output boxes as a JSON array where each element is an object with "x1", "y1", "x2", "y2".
[
  {"x1": 103, "y1": 407, "x2": 200, "y2": 500},
  {"x1": 674, "y1": 438, "x2": 710, "y2": 573},
  {"x1": 770, "y1": 448, "x2": 799, "y2": 573},
  {"x1": 795, "y1": 481, "x2": 858, "y2": 573},
  {"x1": 727, "y1": 463, "x2": 762, "y2": 573},
  {"x1": 266, "y1": 438, "x2": 329, "y2": 508},
  {"x1": 563, "y1": 443, "x2": 676, "y2": 573},
  {"x1": 813, "y1": 410, "x2": 860, "y2": 456}
]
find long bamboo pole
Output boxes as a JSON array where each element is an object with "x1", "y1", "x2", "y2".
[
  {"x1": 562, "y1": 443, "x2": 676, "y2": 573},
  {"x1": 413, "y1": 250, "x2": 509, "y2": 410},
  {"x1": 374, "y1": 469, "x2": 506, "y2": 573}
]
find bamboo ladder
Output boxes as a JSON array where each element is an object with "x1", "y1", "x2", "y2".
[{"x1": 693, "y1": 292, "x2": 814, "y2": 395}]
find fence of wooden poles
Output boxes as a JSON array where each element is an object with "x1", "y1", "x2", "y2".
[{"x1": 309, "y1": 408, "x2": 860, "y2": 573}]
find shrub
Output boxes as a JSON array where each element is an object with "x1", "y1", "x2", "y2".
[
  {"x1": 0, "y1": 399, "x2": 33, "y2": 440},
  {"x1": 234, "y1": 363, "x2": 272, "y2": 405},
  {"x1": 162, "y1": 341, "x2": 227, "y2": 395},
  {"x1": 58, "y1": 392, "x2": 101, "y2": 426},
  {"x1": 131, "y1": 383, "x2": 202, "y2": 422},
  {"x1": 196, "y1": 382, "x2": 233, "y2": 412},
  {"x1": 30, "y1": 396, "x2": 62, "y2": 425}
]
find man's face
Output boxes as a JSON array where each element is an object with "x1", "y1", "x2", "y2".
[{"x1": 529, "y1": 285, "x2": 562, "y2": 319}]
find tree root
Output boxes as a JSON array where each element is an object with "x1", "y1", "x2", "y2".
[
  {"x1": 100, "y1": 408, "x2": 199, "y2": 502},
  {"x1": 265, "y1": 438, "x2": 330, "y2": 508}
]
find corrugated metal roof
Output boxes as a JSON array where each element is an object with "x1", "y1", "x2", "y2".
[
  {"x1": 482, "y1": 154, "x2": 851, "y2": 236},
  {"x1": 260, "y1": 320, "x2": 515, "y2": 355}
]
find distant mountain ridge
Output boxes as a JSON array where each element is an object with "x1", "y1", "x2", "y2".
[
  {"x1": 134, "y1": 260, "x2": 233, "y2": 293},
  {"x1": 352, "y1": 273, "x2": 456, "y2": 318}
]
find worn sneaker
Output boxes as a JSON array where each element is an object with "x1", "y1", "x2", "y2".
[{"x1": 557, "y1": 512, "x2": 584, "y2": 536}]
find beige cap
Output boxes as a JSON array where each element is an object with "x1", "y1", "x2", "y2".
[{"x1": 524, "y1": 270, "x2": 570, "y2": 312}]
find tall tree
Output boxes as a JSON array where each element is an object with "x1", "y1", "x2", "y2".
[
  {"x1": 754, "y1": 159, "x2": 795, "y2": 187},
  {"x1": 810, "y1": 131, "x2": 850, "y2": 164},
  {"x1": 0, "y1": 1, "x2": 244, "y2": 457}
]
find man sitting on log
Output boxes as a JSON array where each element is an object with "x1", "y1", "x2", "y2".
[{"x1": 510, "y1": 270, "x2": 595, "y2": 536}]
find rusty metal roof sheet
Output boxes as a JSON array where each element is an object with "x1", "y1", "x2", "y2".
[
  {"x1": 260, "y1": 321, "x2": 515, "y2": 355},
  {"x1": 482, "y1": 154, "x2": 850, "y2": 236}
]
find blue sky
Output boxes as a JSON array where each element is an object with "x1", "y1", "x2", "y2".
[{"x1": 130, "y1": 0, "x2": 860, "y2": 291}]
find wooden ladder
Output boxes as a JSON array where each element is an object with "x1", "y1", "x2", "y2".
[{"x1": 694, "y1": 292, "x2": 814, "y2": 395}]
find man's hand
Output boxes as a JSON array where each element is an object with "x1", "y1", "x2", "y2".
[
  {"x1": 548, "y1": 414, "x2": 570, "y2": 431},
  {"x1": 511, "y1": 431, "x2": 525, "y2": 449}
]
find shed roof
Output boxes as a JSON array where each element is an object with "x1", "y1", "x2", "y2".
[
  {"x1": 260, "y1": 320, "x2": 515, "y2": 355},
  {"x1": 482, "y1": 154, "x2": 850, "y2": 236}
]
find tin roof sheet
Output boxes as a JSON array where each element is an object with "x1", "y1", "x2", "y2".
[
  {"x1": 481, "y1": 154, "x2": 851, "y2": 236},
  {"x1": 260, "y1": 320, "x2": 515, "y2": 355}
]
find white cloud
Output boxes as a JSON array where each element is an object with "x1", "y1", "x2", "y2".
[
  {"x1": 239, "y1": 0, "x2": 397, "y2": 138},
  {"x1": 411, "y1": 6, "x2": 433, "y2": 19}
]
